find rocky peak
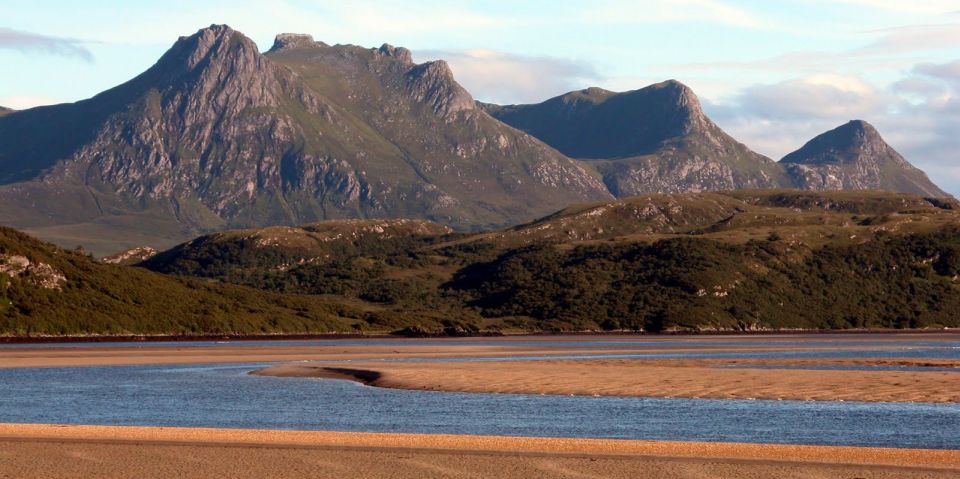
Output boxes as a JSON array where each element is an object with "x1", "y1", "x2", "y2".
[
  {"x1": 269, "y1": 33, "x2": 327, "y2": 52},
  {"x1": 405, "y1": 60, "x2": 475, "y2": 119},
  {"x1": 134, "y1": 24, "x2": 289, "y2": 119},
  {"x1": 0, "y1": 106, "x2": 11, "y2": 116},
  {"x1": 782, "y1": 120, "x2": 948, "y2": 197},
  {"x1": 377, "y1": 43, "x2": 413, "y2": 64},
  {"x1": 782, "y1": 120, "x2": 903, "y2": 167},
  {"x1": 160, "y1": 24, "x2": 261, "y2": 73},
  {"x1": 645, "y1": 79, "x2": 708, "y2": 135},
  {"x1": 485, "y1": 79, "x2": 715, "y2": 159}
]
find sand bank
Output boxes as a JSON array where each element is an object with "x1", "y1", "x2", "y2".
[
  {"x1": 0, "y1": 424, "x2": 955, "y2": 479},
  {"x1": 255, "y1": 356, "x2": 960, "y2": 403}
]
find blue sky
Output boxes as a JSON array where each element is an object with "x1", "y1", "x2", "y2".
[{"x1": 2, "y1": 0, "x2": 959, "y2": 194}]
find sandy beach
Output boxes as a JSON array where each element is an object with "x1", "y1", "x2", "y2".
[{"x1": 0, "y1": 424, "x2": 956, "y2": 479}]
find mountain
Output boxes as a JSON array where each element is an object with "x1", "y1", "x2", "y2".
[
  {"x1": 0, "y1": 25, "x2": 610, "y2": 255},
  {"x1": 782, "y1": 120, "x2": 948, "y2": 197},
  {"x1": 483, "y1": 81, "x2": 789, "y2": 196},
  {"x1": 484, "y1": 85, "x2": 950, "y2": 200},
  {"x1": 0, "y1": 107, "x2": 11, "y2": 116}
]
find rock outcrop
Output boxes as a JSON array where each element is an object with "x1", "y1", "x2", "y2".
[
  {"x1": 0, "y1": 254, "x2": 66, "y2": 290},
  {"x1": 101, "y1": 246, "x2": 160, "y2": 265}
]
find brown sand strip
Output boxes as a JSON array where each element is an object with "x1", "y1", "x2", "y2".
[
  {"x1": 0, "y1": 423, "x2": 956, "y2": 470},
  {"x1": 254, "y1": 358, "x2": 960, "y2": 403},
  {"x1": 1, "y1": 441, "x2": 955, "y2": 479}
]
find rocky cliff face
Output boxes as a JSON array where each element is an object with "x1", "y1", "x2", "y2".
[
  {"x1": 485, "y1": 80, "x2": 788, "y2": 196},
  {"x1": 0, "y1": 25, "x2": 610, "y2": 253},
  {"x1": 782, "y1": 120, "x2": 947, "y2": 197}
]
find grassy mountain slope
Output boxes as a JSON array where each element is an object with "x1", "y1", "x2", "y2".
[{"x1": 0, "y1": 226, "x2": 438, "y2": 336}]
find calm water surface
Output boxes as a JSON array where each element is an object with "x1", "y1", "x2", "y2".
[{"x1": 1, "y1": 362, "x2": 958, "y2": 449}]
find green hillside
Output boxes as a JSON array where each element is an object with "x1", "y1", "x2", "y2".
[{"x1": 133, "y1": 190, "x2": 960, "y2": 334}]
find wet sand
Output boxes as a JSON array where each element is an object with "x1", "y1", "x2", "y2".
[
  {"x1": 0, "y1": 424, "x2": 956, "y2": 479},
  {"x1": 256, "y1": 356, "x2": 960, "y2": 403}
]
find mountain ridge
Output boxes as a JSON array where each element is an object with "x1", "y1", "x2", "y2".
[
  {"x1": 0, "y1": 25, "x2": 949, "y2": 256},
  {"x1": 0, "y1": 25, "x2": 610, "y2": 255},
  {"x1": 485, "y1": 85, "x2": 947, "y2": 200}
]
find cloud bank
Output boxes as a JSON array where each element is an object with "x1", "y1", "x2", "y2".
[
  {"x1": 415, "y1": 49, "x2": 601, "y2": 105},
  {"x1": 0, "y1": 28, "x2": 92, "y2": 61},
  {"x1": 706, "y1": 61, "x2": 960, "y2": 195}
]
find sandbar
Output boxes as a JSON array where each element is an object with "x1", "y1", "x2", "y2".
[{"x1": 0, "y1": 423, "x2": 956, "y2": 479}]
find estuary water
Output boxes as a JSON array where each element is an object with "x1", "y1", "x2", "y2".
[{"x1": 1, "y1": 361, "x2": 958, "y2": 449}]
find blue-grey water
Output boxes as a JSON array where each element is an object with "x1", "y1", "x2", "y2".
[{"x1": 1, "y1": 362, "x2": 958, "y2": 449}]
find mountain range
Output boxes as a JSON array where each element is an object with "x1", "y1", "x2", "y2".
[
  {"x1": 484, "y1": 84, "x2": 947, "y2": 198},
  {"x1": 0, "y1": 25, "x2": 948, "y2": 255}
]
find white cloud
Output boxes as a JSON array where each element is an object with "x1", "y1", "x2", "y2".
[
  {"x1": 856, "y1": 24, "x2": 960, "y2": 55},
  {"x1": 816, "y1": 0, "x2": 960, "y2": 14},
  {"x1": 671, "y1": 23, "x2": 960, "y2": 74},
  {"x1": 706, "y1": 61, "x2": 960, "y2": 195},
  {"x1": 415, "y1": 49, "x2": 601, "y2": 105},
  {"x1": 0, "y1": 27, "x2": 92, "y2": 61},
  {"x1": 584, "y1": 0, "x2": 775, "y2": 30},
  {"x1": 734, "y1": 74, "x2": 888, "y2": 120}
]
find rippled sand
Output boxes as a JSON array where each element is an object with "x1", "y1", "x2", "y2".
[
  {"x1": 0, "y1": 424, "x2": 956, "y2": 479},
  {"x1": 256, "y1": 356, "x2": 960, "y2": 403}
]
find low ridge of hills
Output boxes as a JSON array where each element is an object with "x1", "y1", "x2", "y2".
[
  {"x1": 0, "y1": 25, "x2": 951, "y2": 257},
  {"x1": 0, "y1": 226, "x2": 378, "y2": 335},
  {"x1": 5, "y1": 190, "x2": 955, "y2": 336}
]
